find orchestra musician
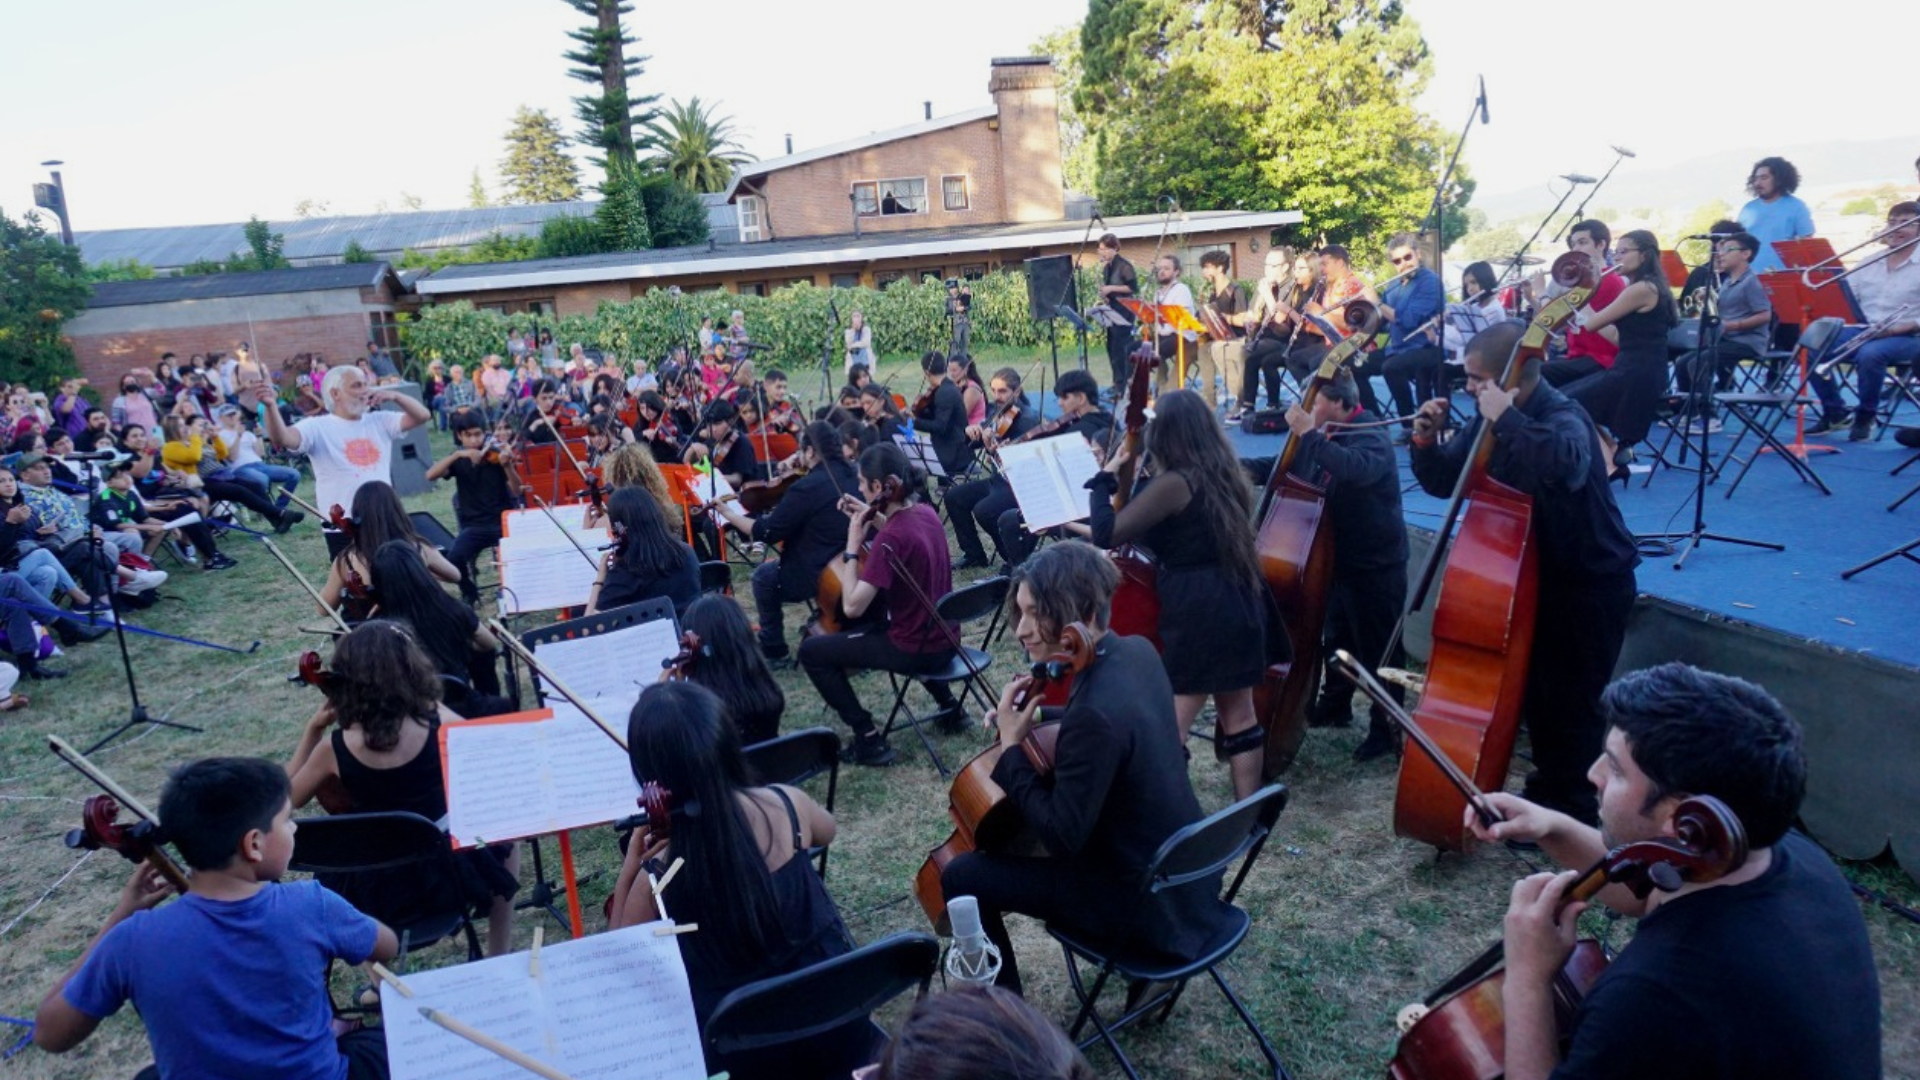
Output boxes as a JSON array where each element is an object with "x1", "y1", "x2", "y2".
[
  {"x1": 634, "y1": 390, "x2": 684, "y2": 462},
  {"x1": 711, "y1": 421, "x2": 861, "y2": 663},
  {"x1": 319, "y1": 481, "x2": 460, "y2": 616},
  {"x1": 1409, "y1": 323, "x2": 1640, "y2": 824},
  {"x1": 759, "y1": 368, "x2": 803, "y2": 437},
  {"x1": 1375, "y1": 233, "x2": 1447, "y2": 426},
  {"x1": 1239, "y1": 250, "x2": 1325, "y2": 417},
  {"x1": 1807, "y1": 202, "x2": 1920, "y2": 441},
  {"x1": 1306, "y1": 245, "x2": 1382, "y2": 411},
  {"x1": 1086, "y1": 390, "x2": 1274, "y2": 797},
  {"x1": 684, "y1": 399, "x2": 757, "y2": 489},
  {"x1": 797, "y1": 443, "x2": 963, "y2": 767},
  {"x1": 425, "y1": 410, "x2": 521, "y2": 604},
  {"x1": 1563, "y1": 229, "x2": 1680, "y2": 471},
  {"x1": 993, "y1": 369, "x2": 1115, "y2": 568},
  {"x1": 1150, "y1": 254, "x2": 1200, "y2": 391},
  {"x1": 517, "y1": 378, "x2": 566, "y2": 445},
  {"x1": 938, "y1": 539, "x2": 1223, "y2": 997},
  {"x1": 911, "y1": 351, "x2": 971, "y2": 478},
  {"x1": 1197, "y1": 250, "x2": 1251, "y2": 418},
  {"x1": 1095, "y1": 233, "x2": 1140, "y2": 396},
  {"x1": 1737, "y1": 155, "x2": 1815, "y2": 274},
  {"x1": 1472, "y1": 663, "x2": 1879, "y2": 1080},
  {"x1": 1540, "y1": 221, "x2": 1627, "y2": 388},
  {"x1": 945, "y1": 368, "x2": 1042, "y2": 570}
]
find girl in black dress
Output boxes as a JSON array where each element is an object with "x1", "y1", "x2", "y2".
[
  {"x1": 320, "y1": 481, "x2": 459, "y2": 614},
  {"x1": 1567, "y1": 228, "x2": 1680, "y2": 473},
  {"x1": 587, "y1": 486, "x2": 701, "y2": 617},
  {"x1": 285, "y1": 620, "x2": 519, "y2": 955},
  {"x1": 609, "y1": 682, "x2": 865, "y2": 1080},
  {"x1": 681, "y1": 594, "x2": 785, "y2": 746},
  {"x1": 1087, "y1": 389, "x2": 1275, "y2": 797},
  {"x1": 368, "y1": 541, "x2": 510, "y2": 717}
]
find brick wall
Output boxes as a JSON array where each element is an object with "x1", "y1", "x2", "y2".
[
  {"x1": 70, "y1": 312, "x2": 372, "y2": 388},
  {"x1": 757, "y1": 120, "x2": 1011, "y2": 240}
]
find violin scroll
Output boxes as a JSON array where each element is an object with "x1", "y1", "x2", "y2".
[
  {"x1": 659, "y1": 631, "x2": 708, "y2": 682},
  {"x1": 611, "y1": 781, "x2": 678, "y2": 838},
  {"x1": 1569, "y1": 795, "x2": 1749, "y2": 904},
  {"x1": 67, "y1": 794, "x2": 192, "y2": 893}
]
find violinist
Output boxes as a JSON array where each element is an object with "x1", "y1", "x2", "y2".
[
  {"x1": 588, "y1": 487, "x2": 702, "y2": 618},
  {"x1": 993, "y1": 369, "x2": 1115, "y2": 567},
  {"x1": 1470, "y1": 663, "x2": 1878, "y2": 1080},
  {"x1": 1087, "y1": 390, "x2": 1274, "y2": 797},
  {"x1": 517, "y1": 377, "x2": 565, "y2": 445},
  {"x1": 635, "y1": 390, "x2": 684, "y2": 463},
  {"x1": 759, "y1": 368, "x2": 803, "y2": 436},
  {"x1": 797, "y1": 443, "x2": 962, "y2": 767},
  {"x1": 596, "y1": 442, "x2": 681, "y2": 532},
  {"x1": 424, "y1": 409, "x2": 521, "y2": 605},
  {"x1": 859, "y1": 385, "x2": 908, "y2": 441},
  {"x1": 712, "y1": 421, "x2": 858, "y2": 663},
  {"x1": 683, "y1": 399, "x2": 757, "y2": 489},
  {"x1": 319, "y1": 481, "x2": 461, "y2": 617},
  {"x1": 912, "y1": 351, "x2": 971, "y2": 478},
  {"x1": 681, "y1": 594, "x2": 786, "y2": 745},
  {"x1": 1238, "y1": 250, "x2": 1325, "y2": 417},
  {"x1": 583, "y1": 410, "x2": 635, "y2": 470},
  {"x1": 1409, "y1": 322, "x2": 1639, "y2": 823},
  {"x1": 948, "y1": 368, "x2": 1041, "y2": 570},
  {"x1": 939, "y1": 540, "x2": 1221, "y2": 997}
]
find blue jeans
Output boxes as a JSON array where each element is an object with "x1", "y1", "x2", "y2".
[
  {"x1": 235, "y1": 462, "x2": 301, "y2": 508},
  {"x1": 1811, "y1": 328, "x2": 1920, "y2": 420},
  {"x1": 16, "y1": 547, "x2": 75, "y2": 600}
]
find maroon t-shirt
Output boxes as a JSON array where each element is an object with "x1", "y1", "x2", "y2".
[{"x1": 860, "y1": 502, "x2": 958, "y2": 653}]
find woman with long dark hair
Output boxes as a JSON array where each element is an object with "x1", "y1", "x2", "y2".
[
  {"x1": 681, "y1": 594, "x2": 785, "y2": 745},
  {"x1": 1566, "y1": 228, "x2": 1680, "y2": 472},
  {"x1": 609, "y1": 681, "x2": 861, "y2": 1080},
  {"x1": 285, "y1": 620, "x2": 519, "y2": 955},
  {"x1": 635, "y1": 390, "x2": 683, "y2": 463},
  {"x1": 319, "y1": 480, "x2": 459, "y2": 613},
  {"x1": 873, "y1": 984, "x2": 1094, "y2": 1080},
  {"x1": 587, "y1": 486, "x2": 700, "y2": 616},
  {"x1": 1087, "y1": 389, "x2": 1276, "y2": 797},
  {"x1": 368, "y1": 541, "x2": 509, "y2": 716}
]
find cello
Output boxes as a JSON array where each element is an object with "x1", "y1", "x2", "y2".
[
  {"x1": 1250, "y1": 298, "x2": 1384, "y2": 777},
  {"x1": 913, "y1": 623, "x2": 1093, "y2": 933},
  {"x1": 808, "y1": 475, "x2": 905, "y2": 637},
  {"x1": 1387, "y1": 252, "x2": 1602, "y2": 851},
  {"x1": 1105, "y1": 340, "x2": 1164, "y2": 645}
]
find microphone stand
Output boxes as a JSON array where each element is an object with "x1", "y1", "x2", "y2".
[
  {"x1": 77, "y1": 487, "x2": 203, "y2": 753},
  {"x1": 1499, "y1": 179, "x2": 1587, "y2": 293},
  {"x1": 1551, "y1": 146, "x2": 1634, "y2": 245},
  {"x1": 1423, "y1": 76, "x2": 1490, "y2": 306}
]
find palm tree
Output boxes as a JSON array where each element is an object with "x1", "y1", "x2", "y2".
[{"x1": 644, "y1": 97, "x2": 755, "y2": 194}]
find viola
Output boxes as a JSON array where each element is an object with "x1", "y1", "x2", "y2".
[
  {"x1": 1388, "y1": 796, "x2": 1748, "y2": 1080},
  {"x1": 1248, "y1": 301, "x2": 1386, "y2": 776},
  {"x1": 67, "y1": 793, "x2": 192, "y2": 894},
  {"x1": 913, "y1": 623, "x2": 1095, "y2": 932},
  {"x1": 1387, "y1": 250, "x2": 1597, "y2": 851},
  {"x1": 659, "y1": 631, "x2": 708, "y2": 682}
]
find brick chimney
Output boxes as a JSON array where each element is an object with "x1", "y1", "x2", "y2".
[{"x1": 988, "y1": 57, "x2": 1065, "y2": 223}]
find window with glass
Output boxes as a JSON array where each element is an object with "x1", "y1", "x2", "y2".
[
  {"x1": 852, "y1": 178, "x2": 928, "y2": 217},
  {"x1": 942, "y1": 175, "x2": 970, "y2": 211},
  {"x1": 738, "y1": 195, "x2": 765, "y2": 242}
]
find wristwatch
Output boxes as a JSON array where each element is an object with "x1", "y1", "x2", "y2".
[{"x1": 843, "y1": 551, "x2": 860, "y2": 564}]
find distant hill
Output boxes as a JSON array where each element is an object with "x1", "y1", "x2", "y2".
[{"x1": 1472, "y1": 135, "x2": 1920, "y2": 225}]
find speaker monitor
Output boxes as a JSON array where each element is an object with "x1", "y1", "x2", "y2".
[
  {"x1": 380, "y1": 381, "x2": 434, "y2": 498},
  {"x1": 1024, "y1": 255, "x2": 1076, "y2": 322}
]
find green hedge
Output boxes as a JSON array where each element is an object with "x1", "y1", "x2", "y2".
[{"x1": 400, "y1": 268, "x2": 1211, "y2": 375}]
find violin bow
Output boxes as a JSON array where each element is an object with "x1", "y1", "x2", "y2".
[
  {"x1": 1328, "y1": 649, "x2": 1503, "y2": 831},
  {"x1": 527, "y1": 494, "x2": 601, "y2": 572},
  {"x1": 483, "y1": 617, "x2": 627, "y2": 750},
  {"x1": 256, "y1": 535, "x2": 351, "y2": 633}
]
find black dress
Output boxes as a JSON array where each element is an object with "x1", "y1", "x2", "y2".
[
  {"x1": 1568, "y1": 302, "x2": 1673, "y2": 447},
  {"x1": 1087, "y1": 470, "x2": 1269, "y2": 695}
]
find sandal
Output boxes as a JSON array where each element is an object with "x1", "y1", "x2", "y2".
[{"x1": 0, "y1": 693, "x2": 29, "y2": 713}]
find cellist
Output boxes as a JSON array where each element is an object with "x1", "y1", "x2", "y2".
[
  {"x1": 939, "y1": 540, "x2": 1219, "y2": 999},
  {"x1": 1467, "y1": 663, "x2": 1877, "y2": 1080},
  {"x1": 1408, "y1": 322, "x2": 1639, "y2": 824}
]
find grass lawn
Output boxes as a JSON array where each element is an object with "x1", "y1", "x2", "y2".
[{"x1": 2, "y1": 373, "x2": 1916, "y2": 1079}]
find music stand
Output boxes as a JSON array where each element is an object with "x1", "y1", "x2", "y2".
[
  {"x1": 1755, "y1": 272, "x2": 1844, "y2": 461},
  {"x1": 893, "y1": 433, "x2": 947, "y2": 482}
]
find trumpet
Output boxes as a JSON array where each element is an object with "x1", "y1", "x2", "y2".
[
  {"x1": 1815, "y1": 302, "x2": 1919, "y2": 378},
  {"x1": 1801, "y1": 215, "x2": 1920, "y2": 290}
]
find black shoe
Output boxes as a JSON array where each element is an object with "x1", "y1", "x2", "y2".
[
  {"x1": 927, "y1": 703, "x2": 968, "y2": 735},
  {"x1": 1124, "y1": 978, "x2": 1180, "y2": 1020},
  {"x1": 1848, "y1": 416, "x2": 1876, "y2": 442},
  {"x1": 54, "y1": 619, "x2": 110, "y2": 647},
  {"x1": 21, "y1": 658, "x2": 67, "y2": 680},
  {"x1": 955, "y1": 552, "x2": 990, "y2": 570},
  {"x1": 839, "y1": 733, "x2": 897, "y2": 767},
  {"x1": 1308, "y1": 694, "x2": 1353, "y2": 729},
  {"x1": 272, "y1": 508, "x2": 307, "y2": 535},
  {"x1": 1805, "y1": 413, "x2": 1850, "y2": 436},
  {"x1": 203, "y1": 553, "x2": 239, "y2": 571},
  {"x1": 1352, "y1": 727, "x2": 1401, "y2": 763}
]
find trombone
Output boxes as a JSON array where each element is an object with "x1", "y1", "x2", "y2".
[
  {"x1": 1801, "y1": 216, "x2": 1920, "y2": 290},
  {"x1": 1815, "y1": 302, "x2": 1919, "y2": 378}
]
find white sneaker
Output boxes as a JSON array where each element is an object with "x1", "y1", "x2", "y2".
[{"x1": 122, "y1": 569, "x2": 168, "y2": 595}]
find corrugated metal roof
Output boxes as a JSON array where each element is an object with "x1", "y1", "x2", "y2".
[{"x1": 86, "y1": 263, "x2": 404, "y2": 308}]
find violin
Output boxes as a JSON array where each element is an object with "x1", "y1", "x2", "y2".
[
  {"x1": 1388, "y1": 796, "x2": 1748, "y2": 1080},
  {"x1": 610, "y1": 781, "x2": 677, "y2": 836},
  {"x1": 327, "y1": 505, "x2": 378, "y2": 620},
  {"x1": 913, "y1": 623, "x2": 1095, "y2": 932},
  {"x1": 67, "y1": 794, "x2": 192, "y2": 894},
  {"x1": 292, "y1": 650, "x2": 357, "y2": 815},
  {"x1": 990, "y1": 401, "x2": 1021, "y2": 441},
  {"x1": 659, "y1": 631, "x2": 708, "y2": 682},
  {"x1": 736, "y1": 468, "x2": 806, "y2": 515}
]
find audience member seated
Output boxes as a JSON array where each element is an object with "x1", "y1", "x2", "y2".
[
  {"x1": 159, "y1": 415, "x2": 305, "y2": 534},
  {"x1": 91, "y1": 459, "x2": 237, "y2": 572}
]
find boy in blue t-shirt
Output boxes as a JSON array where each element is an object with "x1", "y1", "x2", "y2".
[{"x1": 34, "y1": 757, "x2": 400, "y2": 1080}]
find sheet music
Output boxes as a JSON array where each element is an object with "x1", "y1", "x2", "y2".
[
  {"x1": 382, "y1": 923, "x2": 706, "y2": 1080},
  {"x1": 893, "y1": 433, "x2": 947, "y2": 477},
  {"x1": 497, "y1": 507, "x2": 608, "y2": 614},
  {"x1": 998, "y1": 433, "x2": 1099, "y2": 531},
  {"x1": 442, "y1": 709, "x2": 638, "y2": 848},
  {"x1": 683, "y1": 464, "x2": 735, "y2": 506},
  {"x1": 532, "y1": 617, "x2": 679, "y2": 715}
]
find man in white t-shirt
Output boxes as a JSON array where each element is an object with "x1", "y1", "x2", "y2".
[
  {"x1": 253, "y1": 363, "x2": 429, "y2": 557},
  {"x1": 1151, "y1": 254, "x2": 1200, "y2": 390}
]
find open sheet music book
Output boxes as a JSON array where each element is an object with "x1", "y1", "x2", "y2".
[
  {"x1": 997, "y1": 432, "x2": 1100, "y2": 531},
  {"x1": 439, "y1": 708, "x2": 637, "y2": 849},
  {"x1": 381, "y1": 922, "x2": 706, "y2": 1080},
  {"x1": 683, "y1": 462, "x2": 736, "y2": 506},
  {"x1": 893, "y1": 432, "x2": 947, "y2": 478},
  {"x1": 531, "y1": 616, "x2": 680, "y2": 719},
  {"x1": 496, "y1": 505, "x2": 608, "y2": 614}
]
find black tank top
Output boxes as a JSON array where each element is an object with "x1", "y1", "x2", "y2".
[{"x1": 330, "y1": 717, "x2": 445, "y2": 820}]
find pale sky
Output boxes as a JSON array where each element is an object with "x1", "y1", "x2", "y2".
[{"x1": 2, "y1": 0, "x2": 1912, "y2": 235}]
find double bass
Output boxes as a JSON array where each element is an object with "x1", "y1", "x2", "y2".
[
  {"x1": 913, "y1": 623, "x2": 1093, "y2": 933},
  {"x1": 1389, "y1": 252, "x2": 1605, "y2": 850},
  {"x1": 1251, "y1": 299, "x2": 1385, "y2": 777}
]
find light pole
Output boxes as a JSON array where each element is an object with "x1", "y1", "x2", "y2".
[{"x1": 34, "y1": 160, "x2": 73, "y2": 245}]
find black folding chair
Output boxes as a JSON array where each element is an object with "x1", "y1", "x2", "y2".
[
  {"x1": 705, "y1": 932, "x2": 940, "y2": 1080},
  {"x1": 1716, "y1": 317, "x2": 1842, "y2": 499},
  {"x1": 879, "y1": 577, "x2": 1006, "y2": 777},
  {"x1": 700, "y1": 559, "x2": 733, "y2": 595},
  {"x1": 1047, "y1": 784, "x2": 1294, "y2": 1080},
  {"x1": 742, "y1": 727, "x2": 842, "y2": 881},
  {"x1": 409, "y1": 510, "x2": 458, "y2": 553}
]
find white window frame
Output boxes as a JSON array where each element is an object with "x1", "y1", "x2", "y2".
[
  {"x1": 941, "y1": 174, "x2": 971, "y2": 212},
  {"x1": 852, "y1": 177, "x2": 928, "y2": 217},
  {"x1": 737, "y1": 195, "x2": 765, "y2": 242}
]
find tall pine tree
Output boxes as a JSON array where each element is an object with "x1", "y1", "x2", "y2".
[
  {"x1": 562, "y1": 0, "x2": 658, "y2": 171},
  {"x1": 499, "y1": 107, "x2": 583, "y2": 204},
  {"x1": 468, "y1": 167, "x2": 491, "y2": 208}
]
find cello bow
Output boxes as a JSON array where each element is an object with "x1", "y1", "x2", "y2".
[{"x1": 1329, "y1": 650, "x2": 1502, "y2": 832}]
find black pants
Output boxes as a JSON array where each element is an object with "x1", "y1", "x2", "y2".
[
  {"x1": 1, "y1": 573, "x2": 50, "y2": 659},
  {"x1": 1105, "y1": 325, "x2": 1135, "y2": 395},
  {"x1": 1521, "y1": 570, "x2": 1638, "y2": 823},
  {"x1": 1313, "y1": 568, "x2": 1408, "y2": 724},
  {"x1": 750, "y1": 557, "x2": 816, "y2": 656},
  {"x1": 1383, "y1": 346, "x2": 1446, "y2": 419},
  {"x1": 1241, "y1": 336, "x2": 1293, "y2": 409},
  {"x1": 151, "y1": 505, "x2": 221, "y2": 560},
  {"x1": 946, "y1": 476, "x2": 1017, "y2": 563},
  {"x1": 1282, "y1": 339, "x2": 1330, "y2": 389},
  {"x1": 1349, "y1": 350, "x2": 1389, "y2": 415},
  {"x1": 57, "y1": 540, "x2": 116, "y2": 597},
  {"x1": 1541, "y1": 356, "x2": 1605, "y2": 388},
  {"x1": 204, "y1": 476, "x2": 287, "y2": 525},
  {"x1": 941, "y1": 852, "x2": 1138, "y2": 994},
  {"x1": 995, "y1": 507, "x2": 1041, "y2": 568},
  {"x1": 133, "y1": 1027, "x2": 388, "y2": 1080},
  {"x1": 446, "y1": 522, "x2": 503, "y2": 601},
  {"x1": 798, "y1": 627, "x2": 957, "y2": 738}
]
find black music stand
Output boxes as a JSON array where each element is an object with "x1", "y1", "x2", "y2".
[{"x1": 1841, "y1": 448, "x2": 1920, "y2": 579}]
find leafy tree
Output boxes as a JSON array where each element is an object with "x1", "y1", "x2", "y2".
[
  {"x1": 596, "y1": 160, "x2": 652, "y2": 251},
  {"x1": 1841, "y1": 196, "x2": 1878, "y2": 216},
  {"x1": 1451, "y1": 224, "x2": 1525, "y2": 264},
  {"x1": 1029, "y1": 27, "x2": 1098, "y2": 198},
  {"x1": 1, "y1": 208, "x2": 90, "y2": 385},
  {"x1": 180, "y1": 257, "x2": 228, "y2": 276},
  {"x1": 1673, "y1": 197, "x2": 1735, "y2": 265},
  {"x1": 644, "y1": 97, "x2": 753, "y2": 194},
  {"x1": 562, "y1": 0, "x2": 658, "y2": 171},
  {"x1": 469, "y1": 168, "x2": 491, "y2": 209},
  {"x1": 341, "y1": 240, "x2": 375, "y2": 264},
  {"x1": 86, "y1": 257, "x2": 155, "y2": 282},
  {"x1": 397, "y1": 231, "x2": 539, "y2": 271},
  {"x1": 1074, "y1": 0, "x2": 1468, "y2": 250},
  {"x1": 234, "y1": 216, "x2": 291, "y2": 272},
  {"x1": 538, "y1": 214, "x2": 608, "y2": 258},
  {"x1": 399, "y1": 192, "x2": 425, "y2": 211},
  {"x1": 640, "y1": 174, "x2": 710, "y2": 248},
  {"x1": 500, "y1": 107, "x2": 583, "y2": 205}
]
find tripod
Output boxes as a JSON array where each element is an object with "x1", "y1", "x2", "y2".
[
  {"x1": 1639, "y1": 273, "x2": 1783, "y2": 569},
  {"x1": 81, "y1": 486, "x2": 201, "y2": 753}
]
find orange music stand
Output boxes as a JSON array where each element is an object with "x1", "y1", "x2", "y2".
[
  {"x1": 656, "y1": 463, "x2": 706, "y2": 544},
  {"x1": 1771, "y1": 238, "x2": 1838, "y2": 273},
  {"x1": 1119, "y1": 298, "x2": 1205, "y2": 389},
  {"x1": 1755, "y1": 272, "x2": 1840, "y2": 459}
]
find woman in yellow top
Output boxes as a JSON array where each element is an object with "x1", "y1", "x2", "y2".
[{"x1": 158, "y1": 415, "x2": 306, "y2": 534}]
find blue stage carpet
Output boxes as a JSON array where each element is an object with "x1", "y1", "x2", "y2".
[{"x1": 1226, "y1": 414, "x2": 1920, "y2": 672}]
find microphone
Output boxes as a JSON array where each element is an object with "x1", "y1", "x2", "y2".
[
  {"x1": 1477, "y1": 75, "x2": 1489, "y2": 125},
  {"x1": 944, "y1": 896, "x2": 1002, "y2": 988},
  {"x1": 66, "y1": 450, "x2": 127, "y2": 462},
  {"x1": 1611, "y1": 145, "x2": 1637, "y2": 159},
  {"x1": 1561, "y1": 174, "x2": 1598, "y2": 184},
  {"x1": 1686, "y1": 233, "x2": 1738, "y2": 241}
]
